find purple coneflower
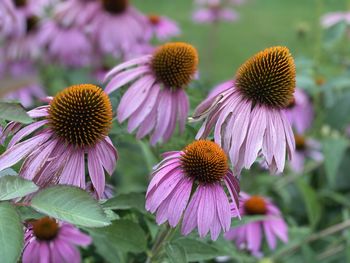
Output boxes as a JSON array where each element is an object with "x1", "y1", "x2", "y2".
[
  {"x1": 146, "y1": 140, "x2": 240, "y2": 240},
  {"x1": 284, "y1": 88, "x2": 313, "y2": 134},
  {"x1": 0, "y1": 84, "x2": 118, "y2": 198},
  {"x1": 321, "y1": 12, "x2": 350, "y2": 28},
  {"x1": 23, "y1": 217, "x2": 92, "y2": 263},
  {"x1": 289, "y1": 134, "x2": 323, "y2": 173},
  {"x1": 192, "y1": 46, "x2": 296, "y2": 174},
  {"x1": 192, "y1": 4, "x2": 239, "y2": 24},
  {"x1": 225, "y1": 192, "x2": 288, "y2": 255},
  {"x1": 80, "y1": 0, "x2": 150, "y2": 58},
  {"x1": 105, "y1": 42, "x2": 198, "y2": 145},
  {"x1": 148, "y1": 14, "x2": 180, "y2": 41},
  {"x1": 0, "y1": 0, "x2": 20, "y2": 38},
  {"x1": 38, "y1": 20, "x2": 94, "y2": 68},
  {"x1": 0, "y1": 59, "x2": 45, "y2": 108}
]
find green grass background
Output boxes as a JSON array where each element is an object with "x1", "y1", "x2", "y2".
[{"x1": 134, "y1": 0, "x2": 347, "y2": 83}]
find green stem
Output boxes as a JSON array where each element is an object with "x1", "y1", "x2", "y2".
[
  {"x1": 146, "y1": 225, "x2": 177, "y2": 263},
  {"x1": 272, "y1": 219, "x2": 350, "y2": 260}
]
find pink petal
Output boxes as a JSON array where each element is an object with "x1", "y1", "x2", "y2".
[
  {"x1": 197, "y1": 185, "x2": 215, "y2": 237},
  {"x1": 59, "y1": 148, "x2": 85, "y2": 188},
  {"x1": 0, "y1": 132, "x2": 51, "y2": 171},
  {"x1": 8, "y1": 120, "x2": 48, "y2": 148},
  {"x1": 88, "y1": 147, "x2": 105, "y2": 199}
]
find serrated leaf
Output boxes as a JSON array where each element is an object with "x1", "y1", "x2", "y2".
[
  {"x1": 87, "y1": 219, "x2": 147, "y2": 254},
  {"x1": 173, "y1": 238, "x2": 221, "y2": 261},
  {"x1": 166, "y1": 243, "x2": 187, "y2": 263},
  {"x1": 297, "y1": 179, "x2": 322, "y2": 228},
  {"x1": 102, "y1": 192, "x2": 145, "y2": 212},
  {"x1": 0, "y1": 101, "x2": 33, "y2": 124},
  {"x1": 0, "y1": 202, "x2": 24, "y2": 263},
  {"x1": 31, "y1": 185, "x2": 110, "y2": 227},
  {"x1": 0, "y1": 175, "x2": 38, "y2": 200},
  {"x1": 323, "y1": 138, "x2": 348, "y2": 186}
]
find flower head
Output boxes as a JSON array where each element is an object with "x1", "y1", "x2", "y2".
[
  {"x1": 148, "y1": 14, "x2": 181, "y2": 41},
  {"x1": 105, "y1": 42, "x2": 199, "y2": 145},
  {"x1": 284, "y1": 88, "x2": 314, "y2": 134},
  {"x1": 192, "y1": 47, "x2": 296, "y2": 174},
  {"x1": 23, "y1": 217, "x2": 92, "y2": 263},
  {"x1": 0, "y1": 84, "x2": 118, "y2": 198},
  {"x1": 225, "y1": 192, "x2": 288, "y2": 255},
  {"x1": 76, "y1": 0, "x2": 151, "y2": 58},
  {"x1": 145, "y1": 140, "x2": 240, "y2": 240}
]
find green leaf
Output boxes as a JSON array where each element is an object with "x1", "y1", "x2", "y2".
[
  {"x1": 17, "y1": 206, "x2": 44, "y2": 221},
  {"x1": 0, "y1": 175, "x2": 38, "y2": 200},
  {"x1": 165, "y1": 243, "x2": 187, "y2": 263},
  {"x1": 87, "y1": 219, "x2": 147, "y2": 254},
  {"x1": 0, "y1": 101, "x2": 33, "y2": 124},
  {"x1": 31, "y1": 185, "x2": 110, "y2": 227},
  {"x1": 0, "y1": 168, "x2": 17, "y2": 177},
  {"x1": 326, "y1": 92, "x2": 350, "y2": 130},
  {"x1": 137, "y1": 140, "x2": 158, "y2": 172},
  {"x1": 0, "y1": 202, "x2": 24, "y2": 263},
  {"x1": 297, "y1": 179, "x2": 322, "y2": 228},
  {"x1": 323, "y1": 138, "x2": 348, "y2": 186},
  {"x1": 102, "y1": 192, "x2": 146, "y2": 212},
  {"x1": 173, "y1": 238, "x2": 221, "y2": 261}
]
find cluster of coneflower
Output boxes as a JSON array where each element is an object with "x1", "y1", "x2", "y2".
[{"x1": 0, "y1": 0, "x2": 311, "y2": 261}]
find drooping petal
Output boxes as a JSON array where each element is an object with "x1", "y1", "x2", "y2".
[
  {"x1": 197, "y1": 185, "x2": 215, "y2": 237},
  {"x1": 8, "y1": 120, "x2": 48, "y2": 148},
  {"x1": 88, "y1": 147, "x2": 105, "y2": 199},
  {"x1": 0, "y1": 132, "x2": 51, "y2": 171},
  {"x1": 104, "y1": 55, "x2": 151, "y2": 81},
  {"x1": 117, "y1": 75, "x2": 155, "y2": 122},
  {"x1": 59, "y1": 148, "x2": 85, "y2": 188}
]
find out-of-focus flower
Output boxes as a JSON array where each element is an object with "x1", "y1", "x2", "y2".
[
  {"x1": 192, "y1": 47, "x2": 296, "y2": 174},
  {"x1": 105, "y1": 42, "x2": 198, "y2": 145},
  {"x1": 4, "y1": 14, "x2": 42, "y2": 60},
  {"x1": 225, "y1": 192, "x2": 288, "y2": 255},
  {"x1": 290, "y1": 134, "x2": 323, "y2": 173},
  {"x1": 148, "y1": 14, "x2": 181, "y2": 41},
  {"x1": 146, "y1": 140, "x2": 240, "y2": 240},
  {"x1": 0, "y1": 84, "x2": 118, "y2": 198},
  {"x1": 86, "y1": 181, "x2": 114, "y2": 200},
  {"x1": 0, "y1": 59, "x2": 45, "y2": 108},
  {"x1": 193, "y1": 5, "x2": 239, "y2": 23},
  {"x1": 284, "y1": 88, "x2": 314, "y2": 134},
  {"x1": 23, "y1": 217, "x2": 92, "y2": 263},
  {"x1": 321, "y1": 12, "x2": 350, "y2": 28},
  {"x1": 0, "y1": 0, "x2": 20, "y2": 38},
  {"x1": 75, "y1": 0, "x2": 151, "y2": 59},
  {"x1": 38, "y1": 20, "x2": 94, "y2": 67}
]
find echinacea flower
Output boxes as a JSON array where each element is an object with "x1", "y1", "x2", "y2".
[
  {"x1": 148, "y1": 14, "x2": 181, "y2": 41},
  {"x1": 23, "y1": 217, "x2": 92, "y2": 263},
  {"x1": 290, "y1": 134, "x2": 323, "y2": 173},
  {"x1": 0, "y1": 84, "x2": 118, "y2": 198},
  {"x1": 4, "y1": 13, "x2": 42, "y2": 60},
  {"x1": 284, "y1": 88, "x2": 313, "y2": 134},
  {"x1": 0, "y1": 59, "x2": 45, "y2": 108},
  {"x1": 0, "y1": 0, "x2": 20, "y2": 38},
  {"x1": 80, "y1": 0, "x2": 151, "y2": 58},
  {"x1": 105, "y1": 42, "x2": 198, "y2": 145},
  {"x1": 225, "y1": 192, "x2": 288, "y2": 255},
  {"x1": 192, "y1": 46, "x2": 296, "y2": 174},
  {"x1": 192, "y1": 5, "x2": 239, "y2": 24},
  {"x1": 145, "y1": 140, "x2": 240, "y2": 240},
  {"x1": 321, "y1": 12, "x2": 350, "y2": 28},
  {"x1": 38, "y1": 20, "x2": 94, "y2": 68}
]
